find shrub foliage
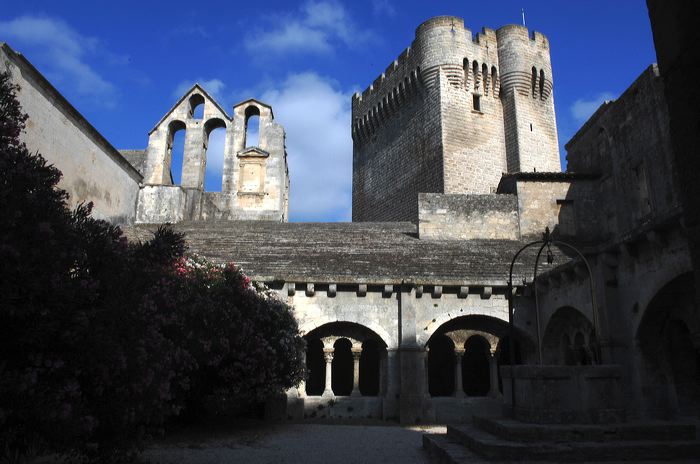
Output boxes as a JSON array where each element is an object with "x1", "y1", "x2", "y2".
[{"x1": 0, "y1": 72, "x2": 304, "y2": 463}]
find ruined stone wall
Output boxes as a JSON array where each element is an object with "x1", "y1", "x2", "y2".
[
  {"x1": 566, "y1": 65, "x2": 677, "y2": 240},
  {"x1": 1, "y1": 43, "x2": 141, "y2": 224},
  {"x1": 418, "y1": 193, "x2": 519, "y2": 240},
  {"x1": 351, "y1": 17, "x2": 561, "y2": 223},
  {"x1": 137, "y1": 90, "x2": 288, "y2": 224}
]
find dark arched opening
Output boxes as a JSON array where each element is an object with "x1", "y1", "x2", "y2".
[
  {"x1": 463, "y1": 58, "x2": 469, "y2": 88},
  {"x1": 531, "y1": 66, "x2": 537, "y2": 97},
  {"x1": 539, "y1": 69, "x2": 545, "y2": 97},
  {"x1": 482, "y1": 63, "x2": 489, "y2": 95},
  {"x1": 359, "y1": 339, "x2": 380, "y2": 396},
  {"x1": 332, "y1": 338, "x2": 353, "y2": 396},
  {"x1": 542, "y1": 306, "x2": 595, "y2": 365},
  {"x1": 463, "y1": 336, "x2": 490, "y2": 396},
  {"x1": 304, "y1": 322, "x2": 387, "y2": 397},
  {"x1": 491, "y1": 66, "x2": 498, "y2": 95},
  {"x1": 637, "y1": 272, "x2": 699, "y2": 418},
  {"x1": 305, "y1": 338, "x2": 324, "y2": 396},
  {"x1": 428, "y1": 334, "x2": 455, "y2": 396}
]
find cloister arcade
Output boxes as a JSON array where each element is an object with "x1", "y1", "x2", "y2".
[
  {"x1": 298, "y1": 317, "x2": 528, "y2": 401},
  {"x1": 425, "y1": 315, "x2": 526, "y2": 399}
]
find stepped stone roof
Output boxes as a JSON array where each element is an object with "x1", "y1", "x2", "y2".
[{"x1": 124, "y1": 221, "x2": 563, "y2": 286}]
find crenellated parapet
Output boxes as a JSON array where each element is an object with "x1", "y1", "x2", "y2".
[
  {"x1": 496, "y1": 25, "x2": 553, "y2": 100},
  {"x1": 351, "y1": 66, "x2": 423, "y2": 145}
]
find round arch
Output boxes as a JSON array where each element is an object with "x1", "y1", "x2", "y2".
[
  {"x1": 542, "y1": 306, "x2": 596, "y2": 365},
  {"x1": 165, "y1": 119, "x2": 187, "y2": 185},
  {"x1": 632, "y1": 263, "x2": 694, "y2": 336},
  {"x1": 302, "y1": 321, "x2": 388, "y2": 398},
  {"x1": 188, "y1": 93, "x2": 205, "y2": 119},
  {"x1": 204, "y1": 117, "x2": 227, "y2": 135},
  {"x1": 635, "y1": 271, "x2": 699, "y2": 418},
  {"x1": 425, "y1": 315, "x2": 519, "y2": 398},
  {"x1": 299, "y1": 317, "x2": 393, "y2": 349},
  {"x1": 419, "y1": 309, "x2": 510, "y2": 347}
]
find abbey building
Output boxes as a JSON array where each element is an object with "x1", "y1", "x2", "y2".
[{"x1": 2, "y1": 13, "x2": 698, "y2": 439}]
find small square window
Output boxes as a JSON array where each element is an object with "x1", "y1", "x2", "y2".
[{"x1": 472, "y1": 94, "x2": 481, "y2": 112}]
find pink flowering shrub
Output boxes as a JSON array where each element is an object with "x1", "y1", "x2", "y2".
[
  {"x1": 0, "y1": 73, "x2": 303, "y2": 463},
  {"x1": 151, "y1": 254, "x2": 305, "y2": 420}
]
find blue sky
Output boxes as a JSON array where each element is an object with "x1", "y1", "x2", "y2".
[{"x1": 1, "y1": 1, "x2": 656, "y2": 222}]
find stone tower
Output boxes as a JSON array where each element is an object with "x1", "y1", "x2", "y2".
[
  {"x1": 351, "y1": 16, "x2": 560, "y2": 222},
  {"x1": 137, "y1": 85, "x2": 289, "y2": 223}
]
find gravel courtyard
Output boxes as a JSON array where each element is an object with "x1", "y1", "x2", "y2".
[{"x1": 144, "y1": 422, "x2": 446, "y2": 464}]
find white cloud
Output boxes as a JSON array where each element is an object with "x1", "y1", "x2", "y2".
[
  {"x1": 259, "y1": 72, "x2": 352, "y2": 221},
  {"x1": 0, "y1": 15, "x2": 116, "y2": 107},
  {"x1": 372, "y1": 0, "x2": 396, "y2": 17},
  {"x1": 570, "y1": 92, "x2": 615, "y2": 124},
  {"x1": 245, "y1": 1, "x2": 371, "y2": 56},
  {"x1": 173, "y1": 78, "x2": 227, "y2": 102}
]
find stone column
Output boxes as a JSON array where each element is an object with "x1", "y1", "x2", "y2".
[
  {"x1": 454, "y1": 349, "x2": 466, "y2": 398},
  {"x1": 383, "y1": 349, "x2": 400, "y2": 420},
  {"x1": 488, "y1": 349, "x2": 500, "y2": 398},
  {"x1": 298, "y1": 350, "x2": 307, "y2": 398},
  {"x1": 181, "y1": 123, "x2": 206, "y2": 189},
  {"x1": 424, "y1": 346, "x2": 431, "y2": 398},
  {"x1": 322, "y1": 348, "x2": 334, "y2": 397},
  {"x1": 398, "y1": 285, "x2": 428, "y2": 423},
  {"x1": 351, "y1": 348, "x2": 362, "y2": 397}
]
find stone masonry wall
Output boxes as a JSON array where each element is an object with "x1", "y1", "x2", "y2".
[
  {"x1": 352, "y1": 72, "x2": 443, "y2": 222},
  {"x1": 566, "y1": 65, "x2": 677, "y2": 241},
  {"x1": 1, "y1": 43, "x2": 141, "y2": 225},
  {"x1": 514, "y1": 180, "x2": 573, "y2": 239},
  {"x1": 418, "y1": 193, "x2": 519, "y2": 240}
]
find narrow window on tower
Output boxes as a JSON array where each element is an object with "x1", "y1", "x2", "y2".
[
  {"x1": 473, "y1": 94, "x2": 481, "y2": 112},
  {"x1": 463, "y1": 58, "x2": 470, "y2": 89},
  {"x1": 539, "y1": 69, "x2": 545, "y2": 98}
]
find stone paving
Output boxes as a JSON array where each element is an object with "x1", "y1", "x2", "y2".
[{"x1": 144, "y1": 422, "x2": 445, "y2": 464}]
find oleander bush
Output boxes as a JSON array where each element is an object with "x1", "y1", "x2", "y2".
[{"x1": 0, "y1": 71, "x2": 304, "y2": 463}]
